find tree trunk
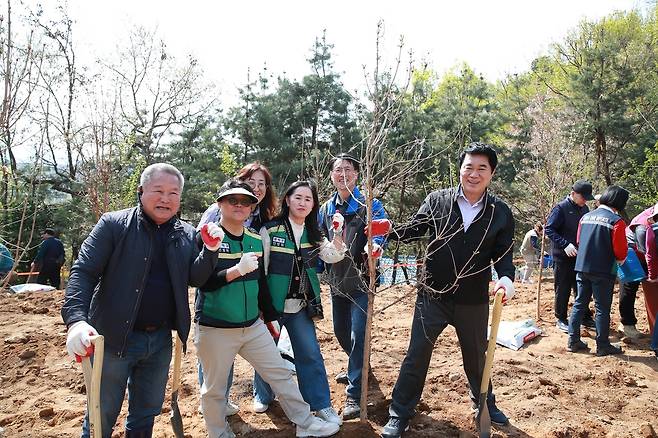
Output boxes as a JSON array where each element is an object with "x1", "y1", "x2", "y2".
[
  {"x1": 536, "y1": 226, "x2": 548, "y2": 321},
  {"x1": 360, "y1": 157, "x2": 377, "y2": 422}
]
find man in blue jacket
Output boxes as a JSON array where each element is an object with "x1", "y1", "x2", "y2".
[
  {"x1": 545, "y1": 180, "x2": 596, "y2": 333},
  {"x1": 318, "y1": 153, "x2": 388, "y2": 420},
  {"x1": 61, "y1": 163, "x2": 222, "y2": 438}
]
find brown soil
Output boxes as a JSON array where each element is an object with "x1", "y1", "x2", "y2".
[{"x1": 1, "y1": 281, "x2": 657, "y2": 437}]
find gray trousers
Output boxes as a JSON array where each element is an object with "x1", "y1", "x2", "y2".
[
  {"x1": 195, "y1": 319, "x2": 314, "y2": 437},
  {"x1": 389, "y1": 293, "x2": 492, "y2": 419}
]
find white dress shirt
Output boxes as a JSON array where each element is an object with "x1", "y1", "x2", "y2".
[{"x1": 456, "y1": 187, "x2": 485, "y2": 232}]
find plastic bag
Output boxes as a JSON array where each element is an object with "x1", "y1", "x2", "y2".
[
  {"x1": 9, "y1": 283, "x2": 56, "y2": 294},
  {"x1": 489, "y1": 319, "x2": 542, "y2": 351},
  {"x1": 617, "y1": 250, "x2": 646, "y2": 283}
]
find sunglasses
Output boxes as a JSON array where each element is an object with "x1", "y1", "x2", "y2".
[{"x1": 224, "y1": 196, "x2": 253, "y2": 207}]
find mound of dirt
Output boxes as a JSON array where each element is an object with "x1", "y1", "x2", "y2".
[{"x1": 1, "y1": 281, "x2": 657, "y2": 437}]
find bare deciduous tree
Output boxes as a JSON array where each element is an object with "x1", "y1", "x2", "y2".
[
  {"x1": 513, "y1": 93, "x2": 587, "y2": 319},
  {"x1": 105, "y1": 26, "x2": 215, "y2": 162}
]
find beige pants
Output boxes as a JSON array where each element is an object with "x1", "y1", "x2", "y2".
[
  {"x1": 522, "y1": 253, "x2": 539, "y2": 282},
  {"x1": 195, "y1": 319, "x2": 313, "y2": 437}
]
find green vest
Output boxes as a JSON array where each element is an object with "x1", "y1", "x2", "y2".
[
  {"x1": 265, "y1": 220, "x2": 321, "y2": 313},
  {"x1": 197, "y1": 228, "x2": 264, "y2": 327}
]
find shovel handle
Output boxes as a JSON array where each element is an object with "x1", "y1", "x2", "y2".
[
  {"x1": 266, "y1": 321, "x2": 280, "y2": 341},
  {"x1": 80, "y1": 335, "x2": 104, "y2": 438},
  {"x1": 172, "y1": 335, "x2": 183, "y2": 393},
  {"x1": 480, "y1": 289, "x2": 505, "y2": 394}
]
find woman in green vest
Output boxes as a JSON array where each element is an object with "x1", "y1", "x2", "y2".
[
  {"x1": 194, "y1": 180, "x2": 340, "y2": 438},
  {"x1": 254, "y1": 180, "x2": 346, "y2": 426}
]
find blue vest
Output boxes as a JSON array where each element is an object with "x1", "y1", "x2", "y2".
[{"x1": 575, "y1": 207, "x2": 621, "y2": 278}]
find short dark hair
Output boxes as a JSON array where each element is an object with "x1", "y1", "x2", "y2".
[
  {"x1": 458, "y1": 142, "x2": 498, "y2": 171},
  {"x1": 598, "y1": 185, "x2": 629, "y2": 212},
  {"x1": 42, "y1": 228, "x2": 55, "y2": 236},
  {"x1": 331, "y1": 153, "x2": 360, "y2": 172}
]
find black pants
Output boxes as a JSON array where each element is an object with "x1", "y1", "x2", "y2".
[
  {"x1": 619, "y1": 255, "x2": 646, "y2": 326},
  {"x1": 619, "y1": 281, "x2": 639, "y2": 326},
  {"x1": 389, "y1": 293, "x2": 493, "y2": 420},
  {"x1": 554, "y1": 258, "x2": 592, "y2": 322},
  {"x1": 37, "y1": 263, "x2": 61, "y2": 288}
]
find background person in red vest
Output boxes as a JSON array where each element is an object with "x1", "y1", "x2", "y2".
[{"x1": 567, "y1": 185, "x2": 629, "y2": 356}]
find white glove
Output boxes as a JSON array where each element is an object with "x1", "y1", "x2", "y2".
[
  {"x1": 493, "y1": 276, "x2": 515, "y2": 302},
  {"x1": 236, "y1": 252, "x2": 259, "y2": 276},
  {"x1": 332, "y1": 212, "x2": 344, "y2": 235},
  {"x1": 201, "y1": 222, "x2": 224, "y2": 251},
  {"x1": 320, "y1": 240, "x2": 347, "y2": 264},
  {"x1": 564, "y1": 243, "x2": 578, "y2": 257},
  {"x1": 364, "y1": 242, "x2": 383, "y2": 258},
  {"x1": 66, "y1": 321, "x2": 98, "y2": 359}
]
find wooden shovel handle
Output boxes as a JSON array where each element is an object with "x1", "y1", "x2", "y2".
[
  {"x1": 480, "y1": 289, "x2": 505, "y2": 394},
  {"x1": 81, "y1": 335, "x2": 104, "y2": 438},
  {"x1": 172, "y1": 335, "x2": 183, "y2": 393}
]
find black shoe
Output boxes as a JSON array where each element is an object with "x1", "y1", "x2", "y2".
[
  {"x1": 471, "y1": 395, "x2": 510, "y2": 427},
  {"x1": 596, "y1": 344, "x2": 623, "y2": 357},
  {"x1": 342, "y1": 397, "x2": 360, "y2": 420},
  {"x1": 567, "y1": 340, "x2": 589, "y2": 352},
  {"x1": 582, "y1": 318, "x2": 596, "y2": 329},
  {"x1": 335, "y1": 370, "x2": 348, "y2": 385},
  {"x1": 381, "y1": 416, "x2": 409, "y2": 438}
]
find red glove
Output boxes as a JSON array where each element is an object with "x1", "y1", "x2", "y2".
[
  {"x1": 75, "y1": 345, "x2": 95, "y2": 363},
  {"x1": 364, "y1": 242, "x2": 383, "y2": 258},
  {"x1": 201, "y1": 223, "x2": 224, "y2": 251},
  {"x1": 332, "y1": 212, "x2": 344, "y2": 234},
  {"x1": 365, "y1": 219, "x2": 391, "y2": 237}
]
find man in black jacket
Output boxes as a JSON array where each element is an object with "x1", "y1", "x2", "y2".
[
  {"x1": 61, "y1": 163, "x2": 222, "y2": 438},
  {"x1": 32, "y1": 228, "x2": 65, "y2": 287},
  {"x1": 545, "y1": 180, "x2": 596, "y2": 333},
  {"x1": 379, "y1": 143, "x2": 515, "y2": 438}
]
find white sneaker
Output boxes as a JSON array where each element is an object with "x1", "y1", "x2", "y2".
[
  {"x1": 226, "y1": 399, "x2": 239, "y2": 416},
  {"x1": 253, "y1": 399, "x2": 269, "y2": 413},
  {"x1": 296, "y1": 416, "x2": 340, "y2": 437},
  {"x1": 316, "y1": 406, "x2": 343, "y2": 426}
]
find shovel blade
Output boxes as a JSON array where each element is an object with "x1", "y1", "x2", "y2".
[
  {"x1": 170, "y1": 390, "x2": 185, "y2": 438},
  {"x1": 476, "y1": 392, "x2": 491, "y2": 438}
]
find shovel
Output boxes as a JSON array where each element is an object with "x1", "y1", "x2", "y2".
[
  {"x1": 170, "y1": 335, "x2": 184, "y2": 438},
  {"x1": 77, "y1": 335, "x2": 104, "y2": 438},
  {"x1": 476, "y1": 289, "x2": 505, "y2": 438}
]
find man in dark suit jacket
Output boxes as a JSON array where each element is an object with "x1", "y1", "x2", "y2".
[
  {"x1": 545, "y1": 180, "x2": 596, "y2": 333},
  {"x1": 379, "y1": 143, "x2": 515, "y2": 438}
]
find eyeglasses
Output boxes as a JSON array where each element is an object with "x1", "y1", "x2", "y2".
[
  {"x1": 224, "y1": 197, "x2": 253, "y2": 207},
  {"x1": 332, "y1": 167, "x2": 356, "y2": 174},
  {"x1": 246, "y1": 179, "x2": 268, "y2": 190}
]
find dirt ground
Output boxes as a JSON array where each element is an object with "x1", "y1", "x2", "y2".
[{"x1": 1, "y1": 279, "x2": 657, "y2": 438}]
